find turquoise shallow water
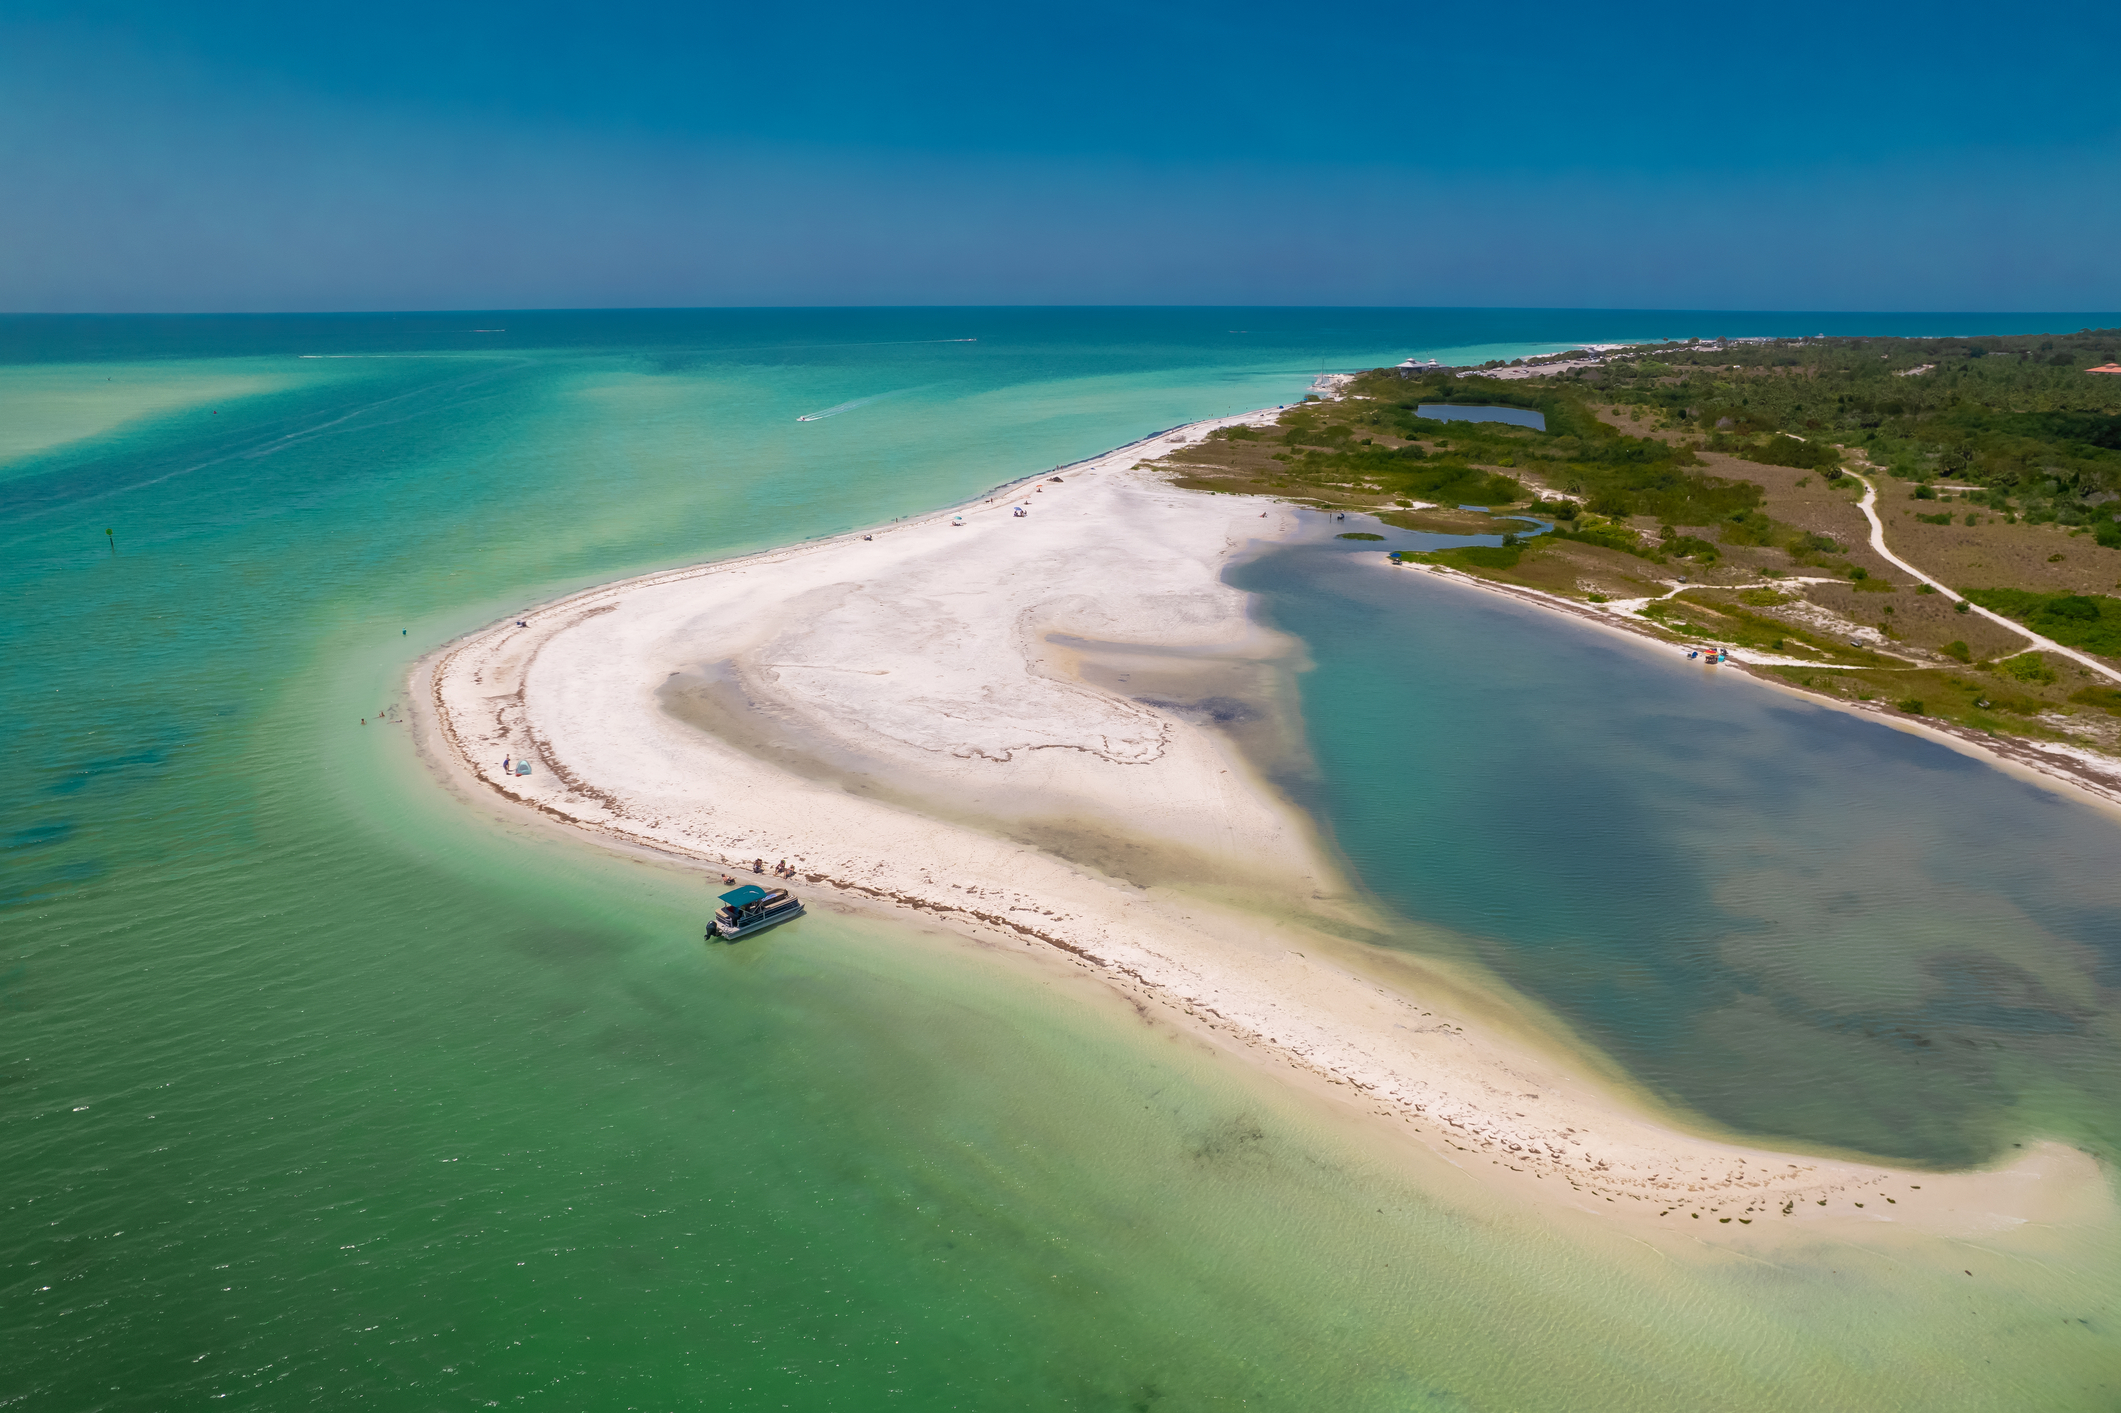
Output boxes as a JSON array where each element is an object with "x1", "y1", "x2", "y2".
[{"x1": 5, "y1": 309, "x2": 2119, "y2": 1410}]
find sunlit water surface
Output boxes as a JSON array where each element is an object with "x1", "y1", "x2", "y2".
[{"x1": 4, "y1": 309, "x2": 2117, "y2": 1410}]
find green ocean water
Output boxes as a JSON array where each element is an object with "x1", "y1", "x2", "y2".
[{"x1": 5, "y1": 309, "x2": 2118, "y2": 1410}]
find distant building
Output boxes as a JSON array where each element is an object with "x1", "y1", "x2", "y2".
[{"x1": 2088, "y1": 363, "x2": 2121, "y2": 374}]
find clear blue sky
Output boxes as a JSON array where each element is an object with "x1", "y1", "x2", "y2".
[{"x1": 2, "y1": 0, "x2": 2115, "y2": 312}]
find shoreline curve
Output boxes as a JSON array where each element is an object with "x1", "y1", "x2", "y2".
[{"x1": 408, "y1": 400, "x2": 2111, "y2": 1249}]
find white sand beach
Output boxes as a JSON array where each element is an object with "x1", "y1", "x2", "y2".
[{"x1": 417, "y1": 407, "x2": 2109, "y2": 1244}]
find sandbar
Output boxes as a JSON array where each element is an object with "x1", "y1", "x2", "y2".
[{"x1": 415, "y1": 406, "x2": 2111, "y2": 1248}]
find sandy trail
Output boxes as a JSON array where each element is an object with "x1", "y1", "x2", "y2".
[
  {"x1": 1848, "y1": 469, "x2": 2121, "y2": 685},
  {"x1": 418, "y1": 406, "x2": 2107, "y2": 1245}
]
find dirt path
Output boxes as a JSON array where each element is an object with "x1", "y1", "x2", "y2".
[{"x1": 1847, "y1": 469, "x2": 2121, "y2": 686}]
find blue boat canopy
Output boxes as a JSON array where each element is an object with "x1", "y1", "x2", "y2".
[{"x1": 719, "y1": 884, "x2": 771, "y2": 907}]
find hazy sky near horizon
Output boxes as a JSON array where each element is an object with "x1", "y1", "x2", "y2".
[{"x1": 2, "y1": 0, "x2": 2116, "y2": 313}]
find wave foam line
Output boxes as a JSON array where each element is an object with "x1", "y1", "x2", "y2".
[{"x1": 797, "y1": 392, "x2": 898, "y2": 423}]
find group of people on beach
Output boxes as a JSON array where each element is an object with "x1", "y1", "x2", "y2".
[{"x1": 722, "y1": 859, "x2": 798, "y2": 882}]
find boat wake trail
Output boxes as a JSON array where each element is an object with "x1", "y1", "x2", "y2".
[{"x1": 796, "y1": 391, "x2": 904, "y2": 423}]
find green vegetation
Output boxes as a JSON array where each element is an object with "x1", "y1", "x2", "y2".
[
  {"x1": 1215, "y1": 408, "x2": 1522, "y2": 507},
  {"x1": 1582, "y1": 328, "x2": 2121, "y2": 523},
  {"x1": 1404, "y1": 543, "x2": 1527, "y2": 571},
  {"x1": 1961, "y1": 589, "x2": 2121, "y2": 656},
  {"x1": 2073, "y1": 685, "x2": 2121, "y2": 714},
  {"x1": 1996, "y1": 653, "x2": 2060, "y2": 685},
  {"x1": 1551, "y1": 521, "x2": 1657, "y2": 558},
  {"x1": 1662, "y1": 533, "x2": 1720, "y2": 560},
  {"x1": 1332, "y1": 369, "x2": 1764, "y2": 524},
  {"x1": 1336, "y1": 531, "x2": 1385, "y2": 540},
  {"x1": 1640, "y1": 591, "x2": 1875, "y2": 661},
  {"x1": 1719, "y1": 510, "x2": 1777, "y2": 546},
  {"x1": 1187, "y1": 340, "x2": 2121, "y2": 773},
  {"x1": 1766, "y1": 665, "x2": 2081, "y2": 738}
]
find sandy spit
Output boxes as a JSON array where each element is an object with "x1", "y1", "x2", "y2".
[{"x1": 414, "y1": 406, "x2": 2108, "y2": 1246}]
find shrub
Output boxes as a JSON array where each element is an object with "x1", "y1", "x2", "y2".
[
  {"x1": 2047, "y1": 595, "x2": 2100, "y2": 622},
  {"x1": 1553, "y1": 522, "x2": 1654, "y2": 558},
  {"x1": 1998, "y1": 654, "x2": 2058, "y2": 685},
  {"x1": 1897, "y1": 699, "x2": 1925, "y2": 714},
  {"x1": 1916, "y1": 511, "x2": 1954, "y2": 525},
  {"x1": 1439, "y1": 544, "x2": 1525, "y2": 569},
  {"x1": 1336, "y1": 532, "x2": 1385, "y2": 541},
  {"x1": 1721, "y1": 510, "x2": 1776, "y2": 546},
  {"x1": 1751, "y1": 433, "x2": 1843, "y2": 471},
  {"x1": 1962, "y1": 588, "x2": 2121, "y2": 654},
  {"x1": 2072, "y1": 685, "x2": 2121, "y2": 714},
  {"x1": 1943, "y1": 640, "x2": 1971, "y2": 662}
]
